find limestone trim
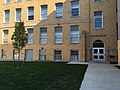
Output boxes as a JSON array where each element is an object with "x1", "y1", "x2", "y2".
[{"x1": 0, "y1": 20, "x2": 90, "y2": 28}]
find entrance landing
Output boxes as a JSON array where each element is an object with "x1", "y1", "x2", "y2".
[{"x1": 67, "y1": 62, "x2": 89, "y2": 65}]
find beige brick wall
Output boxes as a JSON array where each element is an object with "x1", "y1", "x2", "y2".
[
  {"x1": 0, "y1": 0, "x2": 117, "y2": 62},
  {"x1": 88, "y1": 0, "x2": 117, "y2": 61},
  {"x1": 117, "y1": 0, "x2": 120, "y2": 64}
]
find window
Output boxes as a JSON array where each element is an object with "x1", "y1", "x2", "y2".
[
  {"x1": 5, "y1": 0, "x2": 10, "y2": 4},
  {"x1": 71, "y1": 25, "x2": 79, "y2": 44},
  {"x1": 1, "y1": 49, "x2": 7, "y2": 59},
  {"x1": 25, "y1": 49, "x2": 33, "y2": 61},
  {"x1": 13, "y1": 50, "x2": 19, "y2": 60},
  {"x1": 71, "y1": 50, "x2": 79, "y2": 61},
  {"x1": 28, "y1": 7, "x2": 34, "y2": 20},
  {"x1": 54, "y1": 50, "x2": 62, "y2": 61},
  {"x1": 41, "y1": 5, "x2": 48, "y2": 20},
  {"x1": 40, "y1": 27, "x2": 47, "y2": 44},
  {"x1": 16, "y1": 0, "x2": 22, "y2": 2},
  {"x1": 16, "y1": 8, "x2": 21, "y2": 22},
  {"x1": 94, "y1": 11, "x2": 103, "y2": 29},
  {"x1": 27, "y1": 28, "x2": 33, "y2": 44},
  {"x1": 2, "y1": 30, "x2": 9, "y2": 44},
  {"x1": 54, "y1": 27, "x2": 62, "y2": 44},
  {"x1": 55, "y1": 3, "x2": 63, "y2": 18},
  {"x1": 4, "y1": 10, "x2": 10, "y2": 23},
  {"x1": 71, "y1": 0, "x2": 80, "y2": 17},
  {"x1": 94, "y1": 0, "x2": 103, "y2": 2},
  {"x1": 39, "y1": 50, "x2": 46, "y2": 60}
]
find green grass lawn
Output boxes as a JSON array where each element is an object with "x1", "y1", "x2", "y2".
[{"x1": 0, "y1": 62, "x2": 87, "y2": 90}]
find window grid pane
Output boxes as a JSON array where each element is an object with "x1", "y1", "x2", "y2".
[
  {"x1": 5, "y1": 0, "x2": 10, "y2": 4},
  {"x1": 94, "y1": 11, "x2": 103, "y2": 29},
  {"x1": 1, "y1": 49, "x2": 7, "y2": 59},
  {"x1": 71, "y1": 50, "x2": 79, "y2": 61},
  {"x1": 41, "y1": 5, "x2": 48, "y2": 20},
  {"x1": 3, "y1": 30, "x2": 9, "y2": 44},
  {"x1": 28, "y1": 7, "x2": 34, "y2": 20},
  {"x1": 16, "y1": 8, "x2": 21, "y2": 22},
  {"x1": 54, "y1": 50, "x2": 62, "y2": 60},
  {"x1": 4, "y1": 10, "x2": 10, "y2": 23},
  {"x1": 55, "y1": 3, "x2": 63, "y2": 18},
  {"x1": 40, "y1": 28, "x2": 47, "y2": 44},
  {"x1": 94, "y1": 0, "x2": 102, "y2": 2},
  {"x1": 39, "y1": 50, "x2": 46, "y2": 60},
  {"x1": 16, "y1": 0, "x2": 21, "y2": 2},
  {"x1": 71, "y1": 0, "x2": 79, "y2": 17},
  {"x1": 71, "y1": 26, "x2": 79, "y2": 44},
  {"x1": 55, "y1": 27, "x2": 62, "y2": 44},
  {"x1": 13, "y1": 50, "x2": 19, "y2": 60},
  {"x1": 27, "y1": 28, "x2": 33, "y2": 44}
]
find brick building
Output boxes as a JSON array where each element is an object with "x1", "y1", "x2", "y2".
[
  {"x1": 0, "y1": 0, "x2": 117, "y2": 62},
  {"x1": 117, "y1": 0, "x2": 120, "y2": 64}
]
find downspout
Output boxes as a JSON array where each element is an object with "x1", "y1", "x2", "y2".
[{"x1": 88, "y1": 0, "x2": 91, "y2": 61}]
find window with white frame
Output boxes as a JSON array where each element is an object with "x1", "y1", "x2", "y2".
[
  {"x1": 1, "y1": 49, "x2": 7, "y2": 59},
  {"x1": 16, "y1": 0, "x2": 22, "y2": 2},
  {"x1": 94, "y1": 11, "x2": 103, "y2": 29},
  {"x1": 5, "y1": 0, "x2": 10, "y2": 4},
  {"x1": 4, "y1": 10, "x2": 10, "y2": 23},
  {"x1": 55, "y1": 3, "x2": 63, "y2": 18},
  {"x1": 39, "y1": 50, "x2": 46, "y2": 60},
  {"x1": 54, "y1": 27, "x2": 62, "y2": 44},
  {"x1": 41, "y1": 5, "x2": 48, "y2": 20},
  {"x1": 94, "y1": 0, "x2": 103, "y2": 2},
  {"x1": 27, "y1": 28, "x2": 33, "y2": 44},
  {"x1": 40, "y1": 27, "x2": 47, "y2": 44},
  {"x1": 28, "y1": 7, "x2": 34, "y2": 20},
  {"x1": 54, "y1": 50, "x2": 62, "y2": 61},
  {"x1": 71, "y1": 0, "x2": 80, "y2": 17},
  {"x1": 2, "y1": 30, "x2": 9, "y2": 44},
  {"x1": 16, "y1": 8, "x2": 21, "y2": 22},
  {"x1": 71, "y1": 50, "x2": 79, "y2": 61},
  {"x1": 71, "y1": 25, "x2": 79, "y2": 44},
  {"x1": 13, "y1": 50, "x2": 19, "y2": 60}
]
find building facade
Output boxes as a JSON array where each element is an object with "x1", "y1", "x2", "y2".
[
  {"x1": 0, "y1": 0, "x2": 117, "y2": 62},
  {"x1": 117, "y1": 0, "x2": 120, "y2": 64}
]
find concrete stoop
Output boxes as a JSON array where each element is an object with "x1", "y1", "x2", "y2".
[
  {"x1": 67, "y1": 62, "x2": 89, "y2": 65},
  {"x1": 89, "y1": 60, "x2": 110, "y2": 64}
]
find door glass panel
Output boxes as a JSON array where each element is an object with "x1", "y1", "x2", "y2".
[
  {"x1": 94, "y1": 49, "x2": 98, "y2": 54},
  {"x1": 99, "y1": 55, "x2": 104, "y2": 59},
  {"x1": 99, "y1": 49, "x2": 104, "y2": 54},
  {"x1": 94, "y1": 55, "x2": 98, "y2": 59}
]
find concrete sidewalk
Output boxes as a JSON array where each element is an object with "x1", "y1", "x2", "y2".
[{"x1": 80, "y1": 62, "x2": 120, "y2": 90}]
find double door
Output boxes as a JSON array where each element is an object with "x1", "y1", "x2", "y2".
[{"x1": 93, "y1": 48, "x2": 105, "y2": 60}]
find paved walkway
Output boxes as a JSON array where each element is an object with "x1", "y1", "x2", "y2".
[{"x1": 80, "y1": 62, "x2": 120, "y2": 90}]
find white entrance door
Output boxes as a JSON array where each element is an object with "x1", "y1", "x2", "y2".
[
  {"x1": 25, "y1": 50, "x2": 33, "y2": 61},
  {"x1": 93, "y1": 48, "x2": 105, "y2": 60}
]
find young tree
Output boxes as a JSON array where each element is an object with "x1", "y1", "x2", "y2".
[{"x1": 11, "y1": 21, "x2": 27, "y2": 69}]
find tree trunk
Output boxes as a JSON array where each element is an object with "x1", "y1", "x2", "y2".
[
  {"x1": 17, "y1": 50, "x2": 20, "y2": 69},
  {"x1": 21, "y1": 55, "x2": 25, "y2": 68},
  {"x1": 21, "y1": 51, "x2": 27, "y2": 68}
]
